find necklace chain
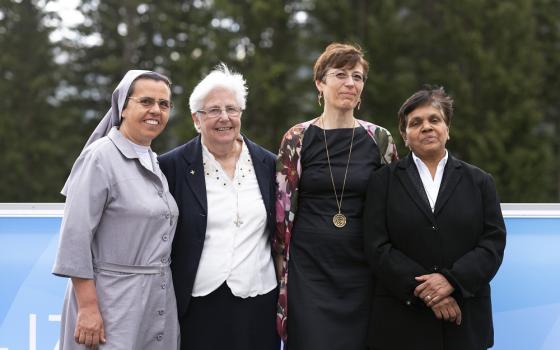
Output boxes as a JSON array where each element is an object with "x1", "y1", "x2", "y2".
[
  {"x1": 321, "y1": 116, "x2": 356, "y2": 228},
  {"x1": 202, "y1": 141, "x2": 249, "y2": 227}
]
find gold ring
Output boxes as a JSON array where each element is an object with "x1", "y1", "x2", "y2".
[{"x1": 426, "y1": 295, "x2": 431, "y2": 300}]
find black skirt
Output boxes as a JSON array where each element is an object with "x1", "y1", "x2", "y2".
[{"x1": 180, "y1": 282, "x2": 280, "y2": 350}]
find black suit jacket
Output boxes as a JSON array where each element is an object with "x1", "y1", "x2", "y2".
[
  {"x1": 158, "y1": 135, "x2": 277, "y2": 318},
  {"x1": 363, "y1": 153, "x2": 506, "y2": 350}
]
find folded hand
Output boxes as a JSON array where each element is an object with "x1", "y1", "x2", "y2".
[
  {"x1": 414, "y1": 273, "x2": 454, "y2": 307},
  {"x1": 430, "y1": 295, "x2": 462, "y2": 325}
]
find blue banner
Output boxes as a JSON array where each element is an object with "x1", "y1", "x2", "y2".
[{"x1": 1, "y1": 211, "x2": 559, "y2": 349}]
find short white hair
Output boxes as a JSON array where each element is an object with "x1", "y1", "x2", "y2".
[{"x1": 189, "y1": 63, "x2": 247, "y2": 114}]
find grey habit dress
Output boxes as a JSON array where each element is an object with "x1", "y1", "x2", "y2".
[{"x1": 53, "y1": 127, "x2": 180, "y2": 349}]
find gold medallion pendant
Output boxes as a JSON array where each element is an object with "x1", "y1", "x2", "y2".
[
  {"x1": 333, "y1": 213, "x2": 347, "y2": 228},
  {"x1": 320, "y1": 116, "x2": 356, "y2": 229}
]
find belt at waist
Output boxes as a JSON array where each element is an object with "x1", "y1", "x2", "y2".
[{"x1": 93, "y1": 260, "x2": 170, "y2": 275}]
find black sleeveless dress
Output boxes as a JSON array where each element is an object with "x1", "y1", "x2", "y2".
[{"x1": 287, "y1": 124, "x2": 382, "y2": 350}]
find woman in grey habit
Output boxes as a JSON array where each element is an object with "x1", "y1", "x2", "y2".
[{"x1": 52, "y1": 70, "x2": 179, "y2": 349}]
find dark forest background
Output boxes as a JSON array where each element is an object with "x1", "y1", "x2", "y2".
[{"x1": 1, "y1": 0, "x2": 559, "y2": 202}]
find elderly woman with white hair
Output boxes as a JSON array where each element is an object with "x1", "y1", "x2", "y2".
[{"x1": 159, "y1": 63, "x2": 279, "y2": 350}]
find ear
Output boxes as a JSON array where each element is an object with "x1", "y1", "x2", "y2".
[
  {"x1": 315, "y1": 79, "x2": 323, "y2": 92},
  {"x1": 400, "y1": 132, "x2": 409, "y2": 147},
  {"x1": 191, "y1": 112, "x2": 201, "y2": 133},
  {"x1": 120, "y1": 111, "x2": 128, "y2": 126},
  {"x1": 121, "y1": 106, "x2": 128, "y2": 120}
]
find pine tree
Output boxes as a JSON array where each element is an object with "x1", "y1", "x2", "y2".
[
  {"x1": 306, "y1": 0, "x2": 556, "y2": 201},
  {"x1": 534, "y1": 0, "x2": 560, "y2": 200},
  {"x1": 0, "y1": 0, "x2": 557, "y2": 202},
  {"x1": 0, "y1": 0, "x2": 71, "y2": 201}
]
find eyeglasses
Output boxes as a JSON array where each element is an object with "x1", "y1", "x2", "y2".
[
  {"x1": 128, "y1": 96, "x2": 173, "y2": 110},
  {"x1": 325, "y1": 71, "x2": 366, "y2": 83},
  {"x1": 196, "y1": 106, "x2": 242, "y2": 119}
]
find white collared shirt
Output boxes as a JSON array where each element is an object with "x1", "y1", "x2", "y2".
[
  {"x1": 192, "y1": 140, "x2": 277, "y2": 298},
  {"x1": 412, "y1": 150, "x2": 448, "y2": 212}
]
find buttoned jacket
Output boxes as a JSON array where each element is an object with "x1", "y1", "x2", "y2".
[
  {"x1": 158, "y1": 135, "x2": 277, "y2": 318},
  {"x1": 363, "y1": 153, "x2": 507, "y2": 350}
]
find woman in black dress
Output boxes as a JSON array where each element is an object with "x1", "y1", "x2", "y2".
[{"x1": 274, "y1": 43, "x2": 398, "y2": 349}]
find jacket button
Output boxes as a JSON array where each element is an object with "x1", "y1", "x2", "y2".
[
  {"x1": 432, "y1": 226, "x2": 437, "y2": 231},
  {"x1": 432, "y1": 265, "x2": 440, "y2": 272},
  {"x1": 405, "y1": 300, "x2": 412, "y2": 306}
]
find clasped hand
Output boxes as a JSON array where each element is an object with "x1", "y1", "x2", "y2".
[{"x1": 414, "y1": 272, "x2": 461, "y2": 325}]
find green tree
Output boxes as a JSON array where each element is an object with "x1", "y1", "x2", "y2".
[
  {"x1": 403, "y1": 0, "x2": 556, "y2": 202},
  {"x1": 210, "y1": 0, "x2": 305, "y2": 151},
  {"x1": 0, "y1": 0, "x2": 74, "y2": 201},
  {"x1": 1, "y1": 0, "x2": 557, "y2": 202},
  {"x1": 306, "y1": 0, "x2": 556, "y2": 201},
  {"x1": 70, "y1": 0, "x2": 307, "y2": 153},
  {"x1": 63, "y1": 0, "x2": 180, "y2": 154},
  {"x1": 534, "y1": 0, "x2": 560, "y2": 200}
]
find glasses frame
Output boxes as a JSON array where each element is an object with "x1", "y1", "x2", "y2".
[
  {"x1": 128, "y1": 96, "x2": 173, "y2": 110},
  {"x1": 196, "y1": 106, "x2": 243, "y2": 119},
  {"x1": 324, "y1": 71, "x2": 367, "y2": 83}
]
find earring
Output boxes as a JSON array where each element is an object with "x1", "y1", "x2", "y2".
[
  {"x1": 404, "y1": 139, "x2": 409, "y2": 147},
  {"x1": 317, "y1": 91, "x2": 323, "y2": 107},
  {"x1": 356, "y1": 99, "x2": 361, "y2": 110}
]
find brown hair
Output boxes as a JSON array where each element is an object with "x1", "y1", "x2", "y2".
[
  {"x1": 398, "y1": 86, "x2": 454, "y2": 135},
  {"x1": 313, "y1": 43, "x2": 369, "y2": 82}
]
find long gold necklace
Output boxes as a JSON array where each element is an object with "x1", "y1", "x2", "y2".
[{"x1": 321, "y1": 116, "x2": 356, "y2": 228}]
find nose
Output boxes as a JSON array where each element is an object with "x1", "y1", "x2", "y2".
[
  {"x1": 149, "y1": 102, "x2": 162, "y2": 114},
  {"x1": 343, "y1": 77, "x2": 356, "y2": 86},
  {"x1": 421, "y1": 120, "x2": 433, "y2": 131},
  {"x1": 217, "y1": 109, "x2": 230, "y2": 120}
]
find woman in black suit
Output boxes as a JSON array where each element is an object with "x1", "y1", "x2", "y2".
[{"x1": 363, "y1": 86, "x2": 506, "y2": 350}]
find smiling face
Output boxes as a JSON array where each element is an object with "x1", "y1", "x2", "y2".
[
  {"x1": 192, "y1": 87, "x2": 242, "y2": 149},
  {"x1": 402, "y1": 104, "x2": 449, "y2": 162},
  {"x1": 119, "y1": 78, "x2": 171, "y2": 146},
  {"x1": 316, "y1": 63, "x2": 365, "y2": 112}
]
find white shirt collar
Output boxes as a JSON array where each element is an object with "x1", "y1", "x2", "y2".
[
  {"x1": 411, "y1": 150, "x2": 449, "y2": 212},
  {"x1": 412, "y1": 150, "x2": 448, "y2": 170}
]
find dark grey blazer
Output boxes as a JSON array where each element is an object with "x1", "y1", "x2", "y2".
[
  {"x1": 158, "y1": 135, "x2": 277, "y2": 318},
  {"x1": 363, "y1": 153, "x2": 506, "y2": 350}
]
